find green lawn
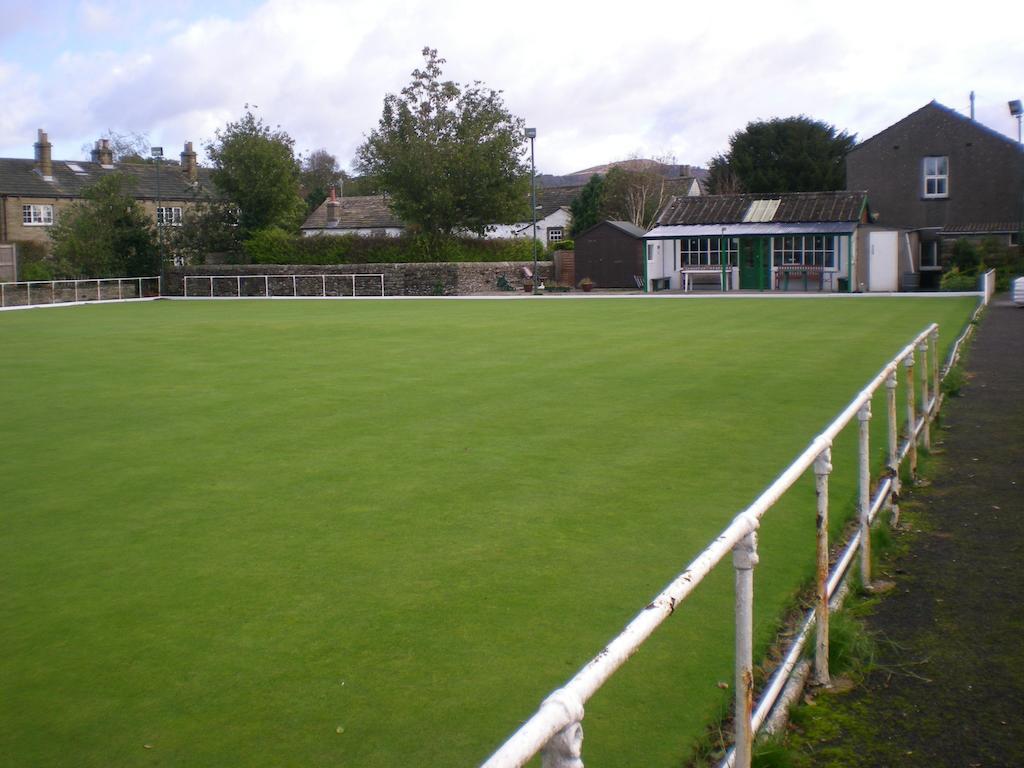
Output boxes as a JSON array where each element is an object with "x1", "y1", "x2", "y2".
[{"x1": 0, "y1": 296, "x2": 976, "y2": 767}]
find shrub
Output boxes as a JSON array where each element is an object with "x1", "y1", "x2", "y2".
[
  {"x1": 939, "y1": 267, "x2": 978, "y2": 292},
  {"x1": 244, "y1": 226, "x2": 298, "y2": 264}
]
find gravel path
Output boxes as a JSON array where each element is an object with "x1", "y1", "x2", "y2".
[{"x1": 799, "y1": 296, "x2": 1024, "y2": 766}]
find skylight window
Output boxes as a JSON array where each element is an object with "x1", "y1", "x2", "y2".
[
  {"x1": 66, "y1": 162, "x2": 88, "y2": 175},
  {"x1": 743, "y1": 199, "x2": 781, "y2": 222}
]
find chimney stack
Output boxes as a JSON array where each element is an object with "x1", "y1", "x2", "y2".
[
  {"x1": 34, "y1": 129, "x2": 53, "y2": 180},
  {"x1": 91, "y1": 138, "x2": 114, "y2": 167},
  {"x1": 180, "y1": 141, "x2": 198, "y2": 182},
  {"x1": 326, "y1": 186, "x2": 340, "y2": 224}
]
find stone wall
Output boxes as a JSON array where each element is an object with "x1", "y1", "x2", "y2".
[{"x1": 163, "y1": 261, "x2": 554, "y2": 297}]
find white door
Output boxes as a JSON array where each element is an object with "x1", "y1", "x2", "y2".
[{"x1": 868, "y1": 232, "x2": 898, "y2": 292}]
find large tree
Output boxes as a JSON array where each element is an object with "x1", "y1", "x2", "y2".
[
  {"x1": 601, "y1": 162, "x2": 674, "y2": 230},
  {"x1": 299, "y1": 149, "x2": 346, "y2": 213},
  {"x1": 709, "y1": 116, "x2": 856, "y2": 194},
  {"x1": 569, "y1": 174, "x2": 606, "y2": 236},
  {"x1": 206, "y1": 108, "x2": 306, "y2": 236},
  {"x1": 48, "y1": 173, "x2": 159, "y2": 278},
  {"x1": 356, "y1": 47, "x2": 530, "y2": 241}
]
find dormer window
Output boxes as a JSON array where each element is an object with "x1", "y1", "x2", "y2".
[{"x1": 923, "y1": 156, "x2": 948, "y2": 198}]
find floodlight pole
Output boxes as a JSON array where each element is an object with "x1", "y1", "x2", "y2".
[
  {"x1": 526, "y1": 127, "x2": 538, "y2": 294},
  {"x1": 152, "y1": 146, "x2": 164, "y2": 268}
]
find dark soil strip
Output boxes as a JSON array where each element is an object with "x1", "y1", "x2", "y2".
[{"x1": 801, "y1": 298, "x2": 1024, "y2": 766}]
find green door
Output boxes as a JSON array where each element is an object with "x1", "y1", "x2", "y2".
[{"x1": 739, "y1": 238, "x2": 770, "y2": 290}]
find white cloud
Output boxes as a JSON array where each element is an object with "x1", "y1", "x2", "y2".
[{"x1": 1, "y1": 0, "x2": 1021, "y2": 170}]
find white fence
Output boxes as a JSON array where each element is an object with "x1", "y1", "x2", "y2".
[
  {"x1": 182, "y1": 273, "x2": 385, "y2": 299},
  {"x1": 0, "y1": 277, "x2": 160, "y2": 309},
  {"x1": 980, "y1": 268, "x2": 996, "y2": 305},
  {"x1": 482, "y1": 313, "x2": 978, "y2": 768}
]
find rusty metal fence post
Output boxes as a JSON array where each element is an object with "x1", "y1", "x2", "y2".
[
  {"x1": 813, "y1": 447, "x2": 832, "y2": 686},
  {"x1": 858, "y1": 403, "x2": 873, "y2": 585},
  {"x1": 918, "y1": 341, "x2": 931, "y2": 451},
  {"x1": 885, "y1": 370, "x2": 901, "y2": 524},
  {"x1": 904, "y1": 354, "x2": 917, "y2": 480},
  {"x1": 733, "y1": 531, "x2": 759, "y2": 768}
]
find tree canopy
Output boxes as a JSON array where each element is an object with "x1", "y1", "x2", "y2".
[
  {"x1": 48, "y1": 173, "x2": 158, "y2": 278},
  {"x1": 708, "y1": 116, "x2": 856, "y2": 194},
  {"x1": 206, "y1": 108, "x2": 306, "y2": 236},
  {"x1": 355, "y1": 47, "x2": 530, "y2": 241},
  {"x1": 299, "y1": 149, "x2": 346, "y2": 213},
  {"x1": 569, "y1": 174, "x2": 605, "y2": 236}
]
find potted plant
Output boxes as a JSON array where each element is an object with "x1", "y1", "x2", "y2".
[{"x1": 578, "y1": 277, "x2": 595, "y2": 293}]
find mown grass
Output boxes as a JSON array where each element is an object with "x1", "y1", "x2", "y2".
[{"x1": 0, "y1": 296, "x2": 975, "y2": 767}]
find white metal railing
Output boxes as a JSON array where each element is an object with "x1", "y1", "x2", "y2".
[
  {"x1": 0, "y1": 277, "x2": 160, "y2": 309},
  {"x1": 182, "y1": 273, "x2": 385, "y2": 299},
  {"x1": 482, "y1": 317, "x2": 968, "y2": 768}
]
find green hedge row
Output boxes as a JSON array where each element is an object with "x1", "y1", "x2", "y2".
[{"x1": 242, "y1": 227, "x2": 549, "y2": 265}]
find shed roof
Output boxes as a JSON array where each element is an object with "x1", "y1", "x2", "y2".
[
  {"x1": 654, "y1": 190, "x2": 867, "y2": 227},
  {"x1": 0, "y1": 157, "x2": 211, "y2": 200}
]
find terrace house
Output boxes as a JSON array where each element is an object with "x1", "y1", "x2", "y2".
[{"x1": 0, "y1": 130, "x2": 211, "y2": 277}]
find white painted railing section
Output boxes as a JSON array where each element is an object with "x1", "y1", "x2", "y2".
[
  {"x1": 482, "y1": 313, "x2": 976, "y2": 768},
  {"x1": 0, "y1": 276, "x2": 160, "y2": 309},
  {"x1": 182, "y1": 273, "x2": 385, "y2": 298}
]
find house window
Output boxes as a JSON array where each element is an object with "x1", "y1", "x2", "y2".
[
  {"x1": 680, "y1": 236, "x2": 738, "y2": 266},
  {"x1": 923, "y1": 156, "x2": 948, "y2": 198},
  {"x1": 547, "y1": 227, "x2": 564, "y2": 244},
  {"x1": 22, "y1": 204, "x2": 53, "y2": 225},
  {"x1": 771, "y1": 235, "x2": 836, "y2": 268},
  {"x1": 156, "y1": 206, "x2": 182, "y2": 226},
  {"x1": 920, "y1": 240, "x2": 941, "y2": 270}
]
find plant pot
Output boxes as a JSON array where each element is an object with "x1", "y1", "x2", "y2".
[{"x1": 523, "y1": 283, "x2": 534, "y2": 292}]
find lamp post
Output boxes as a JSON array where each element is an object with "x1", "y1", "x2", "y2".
[
  {"x1": 152, "y1": 146, "x2": 164, "y2": 268},
  {"x1": 526, "y1": 127, "x2": 537, "y2": 294},
  {"x1": 1010, "y1": 99, "x2": 1023, "y2": 144}
]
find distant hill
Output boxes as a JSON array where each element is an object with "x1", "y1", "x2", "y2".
[{"x1": 537, "y1": 159, "x2": 708, "y2": 188}]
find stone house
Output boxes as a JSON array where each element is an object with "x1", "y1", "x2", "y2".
[
  {"x1": 0, "y1": 129, "x2": 211, "y2": 275},
  {"x1": 845, "y1": 101, "x2": 1024, "y2": 286}
]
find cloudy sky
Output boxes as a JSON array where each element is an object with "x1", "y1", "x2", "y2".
[{"x1": 1, "y1": 0, "x2": 1021, "y2": 175}]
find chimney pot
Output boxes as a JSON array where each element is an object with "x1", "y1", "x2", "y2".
[
  {"x1": 91, "y1": 138, "x2": 114, "y2": 167},
  {"x1": 34, "y1": 129, "x2": 53, "y2": 180},
  {"x1": 180, "y1": 141, "x2": 198, "y2": 182}
]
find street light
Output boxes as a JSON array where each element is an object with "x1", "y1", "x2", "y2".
[
  {"x1": 152, "y1": 146, "x2": 164, "y2": 267},
  {"x1": 526, "y1": 127, "x2": 537, "y2": 294},
  {"x1": 1010, "y1": 100, "x2": 1023, "y2": 143}
]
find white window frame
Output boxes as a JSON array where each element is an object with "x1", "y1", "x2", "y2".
[
  {"x1": 771, "y1": 235, "x2": 836, "y2": 268},
  {"x1": 546, "y1": 227, "x2": 564, "y2": 244},
  {"x1": 920, "y1": 240, "x2": 942, "y2": 271},
  {"x1": 156, "y1": 206, "x2": 183, "y2": 226},
  {"x1": 22, "y1": 204, "x2": 54, "y2": 226},
  {"x1": 923, "y1": 156, "x2": 948, "y2": 199},
  {"x1": 680, "y1": 236, "x2": 738, "y2": 267}
]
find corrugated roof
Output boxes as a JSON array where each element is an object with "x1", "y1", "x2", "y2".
[
  {"x1": 655, "y1": 191, "x2": 867, "y2": 226},
  {"x1": 0, "y1": 157, "x2": 211, "y2": 200}
]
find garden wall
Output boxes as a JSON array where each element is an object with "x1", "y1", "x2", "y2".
[{"x1": 163, "y1": 261, "x2": 554, "y2": 297}]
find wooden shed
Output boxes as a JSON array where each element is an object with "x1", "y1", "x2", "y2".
[{"x1": 574, "y1": 220, "x2": 646, "y2": 289}]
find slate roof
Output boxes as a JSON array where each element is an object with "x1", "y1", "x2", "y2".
[
  {"x1": 301, "y1": 195, "x2": 405, "y2": 231},
  {"x1": 605, "y1": 220, "x2": 647, "y2": 238},
  {"x1": 533, "y1": 185, "x2": 579, "y2": 219},
  {"x1": 849, "y1": 101, "x2": 1024, "y2": 156},
  {"x1": 0, "y1": 157, "x2": 211, "y2": 200},
  {"x1": 655, "y1": 191, "x2": 867, "y2": 226}
]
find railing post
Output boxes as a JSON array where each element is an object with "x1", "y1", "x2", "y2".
[
  {"x1": 858, "y1": 402, "x2": 873, "y2": 586},
  {"x1": 539, "y1": 690, "x2": 585, "y2": 768},
  {"x1": 733, "y1": 529, "x2": 759, "y2": 768},
  {"x1": 918, "y1": 341, "x2": 930, "y2": 452},
  {"x1": 885, "y1": 370, "x2": 901, "y2": 524},
  {"x1": 813, "y1": 447, "x2": 832, "y2": 686},
  {"x1": 904, "y1": 354, "x2": 917, "y2": 481},
  {"x1": 930, "y1": 328, "x2": 940, "y2": 408}
]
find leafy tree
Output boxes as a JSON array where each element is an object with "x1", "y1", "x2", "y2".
[
  {"x1": 569, "y1": 174, "x2": 605, "y2": 236},
  {"x1": 300, "y1": 149, "x2": 346, "y2": 213},
  {"x1": 48, "y1": 173, "x2": 158, "y2": 277},
  {"x1": 206, "y1": 108, "x2": 306, "y2": 236},
  {"x1": 356, "y1": 47, "x2": 530, "y2": 246},
  {"x1": 706, "y1": 155, "x2": 744, "y2": 195},
  {"x1": 170, "y1": 197, "x2": 242, "y2": 265},
  {"x1": 710, "y1": 116, "x2": 856, "y2": 194}
]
